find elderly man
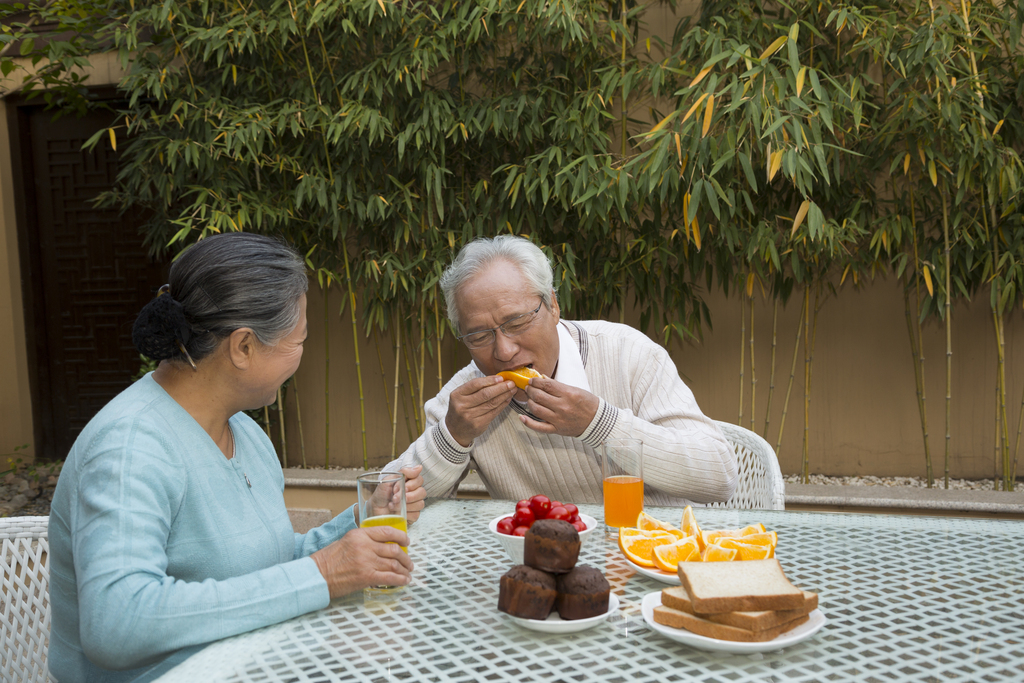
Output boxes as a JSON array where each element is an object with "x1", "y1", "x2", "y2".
[{"x1": 386, "y1": 235, "x2": 737, "y2": 505}]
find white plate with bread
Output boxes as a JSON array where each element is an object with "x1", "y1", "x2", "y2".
[
  {"x1": 641, "y1": 558, "x2": 827, "y2": 653},
  {"x1": 505, "y1": 592, "x2": 619, "y2": 634}
]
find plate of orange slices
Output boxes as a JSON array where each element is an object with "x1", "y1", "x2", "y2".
[{"x1": 617, "y1": 508, "x2": 779, "y2": 583}]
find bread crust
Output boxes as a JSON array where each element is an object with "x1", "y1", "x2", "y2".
[
  {"x1": 661, "y1": 586, "x2": 817, "y2": 631},
  {"x1": 653, "y1": 604, "x2": 810, "y2": 642}
]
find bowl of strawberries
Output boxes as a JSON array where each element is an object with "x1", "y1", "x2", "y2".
[{"x1": 489, "y1": 494, "x2": 597, "y2": 564}]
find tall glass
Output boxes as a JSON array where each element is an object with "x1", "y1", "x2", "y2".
[
  {"x1": 601, "y1": 439, "x2": 644, "y2": 528},
  {"x1": 357, "y1": 471, "x2": 407, "y2": 596}
]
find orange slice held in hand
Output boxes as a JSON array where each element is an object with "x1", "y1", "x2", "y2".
[{"x1": 497, "y1": 366, "x2": 545, "y2": 390}]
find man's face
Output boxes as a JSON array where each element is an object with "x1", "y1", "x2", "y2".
[{"x1": 456, "y1": 260, "x2": 560, "y2": 386}]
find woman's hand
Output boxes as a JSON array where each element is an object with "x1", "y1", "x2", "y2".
[
  {"x1": 402, "y1": 465, "x2": 426, "y2": 522},
  {"x1": 311, "y1": 527, "x2": 414, "y2": 599}
]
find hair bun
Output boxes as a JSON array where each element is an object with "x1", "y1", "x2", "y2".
[{"x1": 132, "y1": 293, "x2": 194, "y2": 361}]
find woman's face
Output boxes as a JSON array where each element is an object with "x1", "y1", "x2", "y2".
[{"x1": 247, "y1": 294, "x2": 307, "y2": 407}]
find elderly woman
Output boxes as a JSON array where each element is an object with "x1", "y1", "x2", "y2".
[{"x1": 48, "y1": 233, "x2": 423, "y2": 682}]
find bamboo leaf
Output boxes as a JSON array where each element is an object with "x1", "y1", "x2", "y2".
[
  {"x1": 759, "y1": 36, "x2": 787, "y2": 61},
  {"x1": 922, "y1": 266, "x2": 934, "y2": 296},
  {"x1": 701, "y1": 94, "x2": 714, "y2": 137},
  {"x1": 768, "y1": 151, "x2": 783, "y2": 183},
  {"x1": 108, "y1": 128, "x2": 117, "y2": 151},
  {"x1": 796, "y1": 66, "x2": 807, "y2": 96},
  {"x1": 928, "y1": 159, "x2": 938, "y2": 186},
  {"x1": 689, "y1": 66, "x2": 713, "y2": 89},
  {"x1": 791, "y1": 199, "x2": 810, "y2": 237},
  {"x1": 903, "y1": 153, "x2": 910, "y2": 175},
  {"x1": 681, "y1": 93, "x2": 709, "y2": 124},
  {"x1": 648, "y1": 112, "x2": 676, "y2": 135}
]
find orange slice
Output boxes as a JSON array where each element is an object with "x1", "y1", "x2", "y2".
[
  {"x1": 680, "y1": 506, "x2": 704, "y2": 550},
  {"x1": 717, "y1": 538, "x2": 775, "y2": 560},
  {"x1": 497, "y1": 366, "x2": 544, "y2": 390},
  {"x1": 732, "y1": 531, "x2": 778, "y2": 549},
  {"x1": 637, "y1": 511, "x2": 678, "y2": 533},
  {"x1": 702, "y1": 544, "x2": 738, "y2": 562},
  {"x1": 618, "y1": 528, "x2": 676, "y2": 568},
  {"x1": 740, "y1": 523, "x2": 767, "y2": 535},
  {"x1": 652, "y1": 536, "x2": 701, "y2": 572}
]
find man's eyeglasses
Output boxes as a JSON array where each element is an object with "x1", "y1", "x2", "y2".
[{"x1": 457, "y1": 299, "x2": 544, "y2": 349}]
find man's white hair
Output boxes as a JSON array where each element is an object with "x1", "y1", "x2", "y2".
[{"x1": 440, "y1": 235, "x2": 555, "y2": 333}]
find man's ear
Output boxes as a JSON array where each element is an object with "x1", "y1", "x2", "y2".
[
  {"x1": 549, "y1": 290, "x2": 560, "y2": 324},
  {"x1": 227, "y1": 328, "x2": 257, "y2": 370}
]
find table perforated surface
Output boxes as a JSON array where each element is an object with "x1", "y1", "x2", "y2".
[{"x1": 155, "y1": 500, "x2": 1024, "y2": 682}]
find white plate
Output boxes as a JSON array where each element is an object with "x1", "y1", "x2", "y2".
[
  {"x1": 625, "y1": 558, "x2": 681, "y2": 584},
  {"x1": 504, "y1": 592, "x2": 619, "y2": 634},
  {"x1": 640, "y1": 592, "x2": 827, "y2": 653}
]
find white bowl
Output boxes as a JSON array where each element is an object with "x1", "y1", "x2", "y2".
[{"x1": 488, "y1": 512, "x2": 597, "y2": 565}]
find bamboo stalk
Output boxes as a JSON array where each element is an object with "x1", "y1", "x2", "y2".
[
  {"x1": 776, "y1": 294, "x2": 806, "y2": 456},
  {"x1": 375, "y1": 330, "x2": 395, "y2": 426},
  {"x1": 418, "y1": 298, "x2": 426, "y2": 427},
  {"x1": 324, "y1": 285, "x2": 330, "y2": 469},
  {"x1": 293, "y1": 374, "x2": 307, "y2": 468},
  {"x1": 263, "y1": 405, "x2": 271, "y2": 438},
  {"x1": 941, "y1": 188, "x2": 951, "y2": 489},
  {"x1": 994, "y1": 309, "x2": 1011, "y2": 490},
  {"x1": 801, "y1": 286, "x2": 822, "y2": 484},
  {"x1": 903, "y1": 287, "x2": 931, "y2": 487},
  {"x1": 391, "y1": 321, "x2": 402, "y2": 459},
  {"x1": 435, "y1": 288, "x2": 443, "y2": 394},
  {"x1": 397, "y1": 333, "x2": 417, "y2": 436},
  {"x1": 1012, "y1": 382, "x2": 1023, "y2": 485},
  {"x1": 341, "y1": 239, "x2": 368, "y2": 469},
  {"x1": 277, "y1": 386, "x2": 287, "y2": 467},
  {"x1": 762, "y1": 299, "x2": 778, "y2": 440},
  {"x1": 802, "y1": 286, "x2": 811, "y2": 483},
  {"x1": 909, "y1": 182, "x2": 932, "y2": 487},
  {"x1": 994, "y1": 382, "x2": 1001, "y2": 490},
  {"x1": 738, "y1": 291, "x2": 745, "y2": 425},
  {"x1": 749, "y1": 289, "x2": 756, "y2": 432}
]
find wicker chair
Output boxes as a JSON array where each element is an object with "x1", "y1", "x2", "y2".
[
  {"x1": 1, "y1": 516, "x2": 51, "y2": 683},
  {"x1": 709, "y1": 421, "x2": 786, "y2": 510}
]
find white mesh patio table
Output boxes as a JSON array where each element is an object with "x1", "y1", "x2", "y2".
[{"x1": 155, "y1": 499, "x2": 1024, "y2": 682}]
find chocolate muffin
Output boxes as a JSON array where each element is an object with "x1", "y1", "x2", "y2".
[
  {"x1": 556, "y1": 565, "x2": 610, "y2": 620},
  {"x1": 498, "y1": 565, "x2": 557, "y2": 620},
  {"x1": 524, "y1": 519, "x2": 581, "y2": 574}
]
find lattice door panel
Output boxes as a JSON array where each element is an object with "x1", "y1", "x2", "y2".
[{"x1": 26, "y1": 106, "x2": 167, "y2": 457}]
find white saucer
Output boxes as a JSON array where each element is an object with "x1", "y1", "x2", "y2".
[
  {"x1": 640, "y1": 592, "x2": 827, "y2": 653},
  {"x1": 624, "y1": 558, "x2": 681, "y2": 584},
  {"x1": 504, "y1": 592, "x2": 619, "y2": 634}
]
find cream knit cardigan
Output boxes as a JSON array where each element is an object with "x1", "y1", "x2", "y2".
[{"x1": 385, "y1": 320, "x2": 738, "y2": 506}]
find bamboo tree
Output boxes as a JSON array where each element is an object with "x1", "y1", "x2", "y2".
[
  {"x1": 341, "y1": 239, "x2": 368, "y2": 468},
  {"x1": 324, "y1": 285, "x2": 330, "y2": 470},
  {"x1": 738, "y1": 292, "x2": 745, "y2": 425},
  {"x1": 762, "y1": 300, "x2": 778, "y2": 440},
  {"x1": 776, "y1": 296, "x2": 806, "y2": 456},
  {"x1": 277, "y1": 387, "x2": 287, "y2": 467},
  {"x1": 292, "y1": 375, "x2": 307, "y2": 469}
]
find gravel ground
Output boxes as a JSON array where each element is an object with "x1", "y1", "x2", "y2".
[
  {"x1": 0, "y1": 469, "x2": 1010, "y2": 518},
  {"x1": 783, "y1": 474, "x2": 1003, "y2": 490}
]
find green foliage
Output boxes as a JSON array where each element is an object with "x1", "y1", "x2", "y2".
[{"x1": 0, "y1": 0, "x2": 115, "y2": 112}]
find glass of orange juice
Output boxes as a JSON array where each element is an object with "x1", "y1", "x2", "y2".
[
  {"x1": 356, "y1": 471, "x2": 407, "y2": 594},
  {"x1": 601, "y1": 439, "x2": 644, "y2": 528}
]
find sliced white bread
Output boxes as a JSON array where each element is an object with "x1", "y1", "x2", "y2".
[
  {"x1": 677, "y1": 558, "x2": 805, "y2": 613},
  {"x1": 661, "y1": 585, "x2": 818, "y2": 631},
  {"x1": 653, "y1": 604, "x2": 810, "y2": 642}
]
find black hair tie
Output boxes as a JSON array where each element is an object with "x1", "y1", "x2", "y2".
[{"x1": 132, "y1": 285, "x2": 198, "y2": 369}]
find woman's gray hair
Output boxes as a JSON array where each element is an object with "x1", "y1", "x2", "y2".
[
  {"x1": 439, "y1": 235, "x2": 554, "y2": 333},
  {"x1": 134, "y1": 232, "x2": 308, "y2": 364}
]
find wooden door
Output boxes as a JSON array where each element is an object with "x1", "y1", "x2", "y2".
[{"x1": 17, "y1": 102, "x2": 168, "y2": 460}]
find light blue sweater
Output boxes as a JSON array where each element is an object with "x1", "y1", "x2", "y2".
[{"x1": 48, "y1": 374, "x2": 355, "y2": 682}]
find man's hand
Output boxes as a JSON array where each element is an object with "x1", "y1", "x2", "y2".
[
  {"x1": 311, "y1": 526, "x2": 414, "y2": 599},
  {"x1": 519, "y1": 377, "x2": 600, "y2": 437},
  {"x1": 445, "y1": 376, "x2": 517, "y2": 446},
  {"x1": 402, "y1": 465, "x2": 426, "y2": 522}
]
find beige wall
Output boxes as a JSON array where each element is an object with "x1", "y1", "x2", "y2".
[
  {"x1": 0, "y1": 103, "x2": 35, "y2": 463},
  {"x1": 286, "y1": 276, "x2": 1022, "y2": 480}
]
